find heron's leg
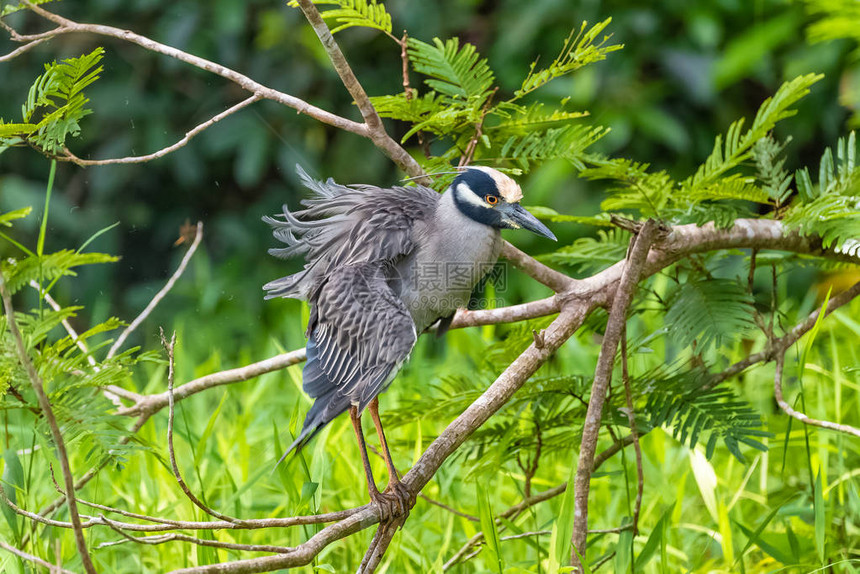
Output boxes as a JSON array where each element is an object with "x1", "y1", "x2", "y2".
[
  {"x1": 368, "y1": 397, "x2": 413, "y2": 516},
  {"x1": 348, "y1": 405, "x2": 381, "y2": 499}
]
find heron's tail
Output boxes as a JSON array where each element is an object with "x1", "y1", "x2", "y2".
[{"x1": 273, "y1": 389, "x2": 352, "y2": 469}]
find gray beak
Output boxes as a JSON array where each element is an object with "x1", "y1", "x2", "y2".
[{"x1": 502, "y1": 203, "x2": 557, "y2": 241}]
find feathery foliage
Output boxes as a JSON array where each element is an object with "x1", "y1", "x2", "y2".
[
  {"x1": 638, "y1": 366, "x2": 770, "y2": 462},
  {"x1": 287, "y1": 0, "x2": 393, "y2": 36},
  {"x1": 664, "y1": 279, "x2": 755, "y2": 352},
  {"x1": 579, "y1": 74, "x2": 823, "y2": 221},
  {"x1": 539, "y1": 228, "x2": 629, "y2": 273},
  {"x1": 0, "y1": 47, "x2": 104, "y2": 155},
  {"x1": 787, "y1": 131, "x2": 860, "y2": 252},
  {"x1": 515, "y1": 19, "x2": 622, "y2": 99}
]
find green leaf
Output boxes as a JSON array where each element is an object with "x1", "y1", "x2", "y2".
[
  {"x1": 289, "y1": 0, "x2": 393, "y2": 35},
  {"x1": 0, "y1": 208, "x2": 32, "y2": 227},
  {"x1": 665, "y1": 279, "x2": 755, "y2": 351},
  {"x1": 193, "y1": 391, "x2": 228, "y2": 467},
  {"x1": 476, "y1": 482, "x2": 503, "y2": 574},
  {"x1": 733, "y1": 520, "x2": 797, "y2": 565},
  {"x1": 515, "y1": 19, "x2": 622, "y2": 99},
  {"x1": 635, "y1": 506, "x2": 672, "y2": 570},
  {"x1": 3, "y1": 47, "x2": 105, "y2": 154},
  {"x1": 814, "y1": 469, "x2": 825, "y2": 563},
  {"x1": 407, "y1": 36, "x2": 495, "y2": 101},
  {"x1": 551, "y1": 463, "x2": 578, "y2": 571},
  {"x1": 1, "y1": 250, "x2": 119, "y2": 295},
  {"x1": 682, "y1": 74, "x2": 823, "y2": 196},
  {"x1": 540, "y1": 228, "x2": 629, "y2": 273},
  {"x1": 614, "y1": 517, "x2": 633, "y2": 573}
]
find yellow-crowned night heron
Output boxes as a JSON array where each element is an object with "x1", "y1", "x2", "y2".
[{"x1": 264, "y1": 166, "x2": 555, "y2": 514}]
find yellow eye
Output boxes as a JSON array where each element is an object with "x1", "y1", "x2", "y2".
[{"x1": 485, "y1": 194, "x2": 499, "y2": 205}]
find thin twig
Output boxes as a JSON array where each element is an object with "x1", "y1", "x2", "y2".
[
  {"x1": 17, "y1": 1, "x2": 370, "y2": 138},
  {"x1": 458, "y1": 87, "x2": 498, "y2": 167},
  {"x1": 2, "y1": 483, "x2": 362, "y2": 532},
  {"x1": 0, "y1": 272, "x2": 97, "y2": 574},
  {"x1": 107, "y1": 221, "x2": 203, "y2": 358},
  {"x1": 0, "y1": 540, "x2": 76, "y2": 574},
  {"x1": 0, "y1": 36, "x2": 49, "y2": 62},
  {"x1": 99, "y1": 515, "x2": 294, "y2": 553},
  {"x1": 163, "y1": 329, "x2": 246, "y2": 524},
  {"x1": 572, "y1": 220, "x2": 658, "y2": 567},
  {"x1": 62, "y1": 96, "x2": 261, "y2": 165},
  {"x1": 293, "y1": 0, "x2": 427, "y2": 180},
  {"x1": 774, "y1": 353, "x2": 860, "y2": 438}
]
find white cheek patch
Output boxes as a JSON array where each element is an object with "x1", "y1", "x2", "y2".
[{"x1": 456, "y1": 182, "x2": 491, "y2": 208}]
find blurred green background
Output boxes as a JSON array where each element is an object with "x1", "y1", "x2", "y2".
[{"x1": 1, "y1": 0, "x2": 857, "y2": 358}]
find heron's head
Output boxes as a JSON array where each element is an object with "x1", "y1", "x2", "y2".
[{"x1": 451, "y1": 166, "x2": 556, "y2": 241}]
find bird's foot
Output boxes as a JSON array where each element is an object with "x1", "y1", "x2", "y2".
[{"x1": 370, "y1": 480, "x2": 414, "y2": 524}]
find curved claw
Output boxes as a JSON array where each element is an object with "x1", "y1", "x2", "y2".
[{"x1": 371, "y1": 479, "x2": 414, "y2": 524}]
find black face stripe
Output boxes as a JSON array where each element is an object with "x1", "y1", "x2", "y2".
[
  {"x1": 452, "y1": 169, "x2": 500, "y2": 200},
  {"x1": 452, "y1": 169, "x2": 504, "y2": 228}
]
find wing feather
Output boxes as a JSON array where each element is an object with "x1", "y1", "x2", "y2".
[{"x1": 263, "y1": 165, "x2": 438, "y2": 300}]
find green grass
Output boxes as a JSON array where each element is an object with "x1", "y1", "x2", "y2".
[{"x1": 2, "y1": 278, "x2": 859, "y2": 573}]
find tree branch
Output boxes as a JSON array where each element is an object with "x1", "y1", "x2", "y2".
[
  {"x1": 293, "y1": 0, "x2": 427, "y2": 180},
  {"x1": 17, "y1": 1, "x2": 368, "y2": 134},
  {"x1": 571, "y1": 220, "x2": 659, "y2": 567},
  {"x1": 61, "y1": 96, "x2": 261, "y2": 166},
  {"x1": 620, "y1": 329, "x2": 643, "y2": 536},
  {"x1": 0, "y1": 540, "x2": 76, "y2": 574},
  {"x1": 774, "y1": 352, "x2": 860, "y2": 438},
  {"x1": 0, "y1": 272, "x2": 97, "y2": 574},
  {"x1": 107, "y1": 221, "x2": 203, "y2": 358}
]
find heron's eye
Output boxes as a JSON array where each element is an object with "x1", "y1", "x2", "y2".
[{"x1": 485, "y1": 195, "x2": 499, "y2": 206}]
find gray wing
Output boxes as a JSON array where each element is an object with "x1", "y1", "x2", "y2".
[
  {"x1": 263, "y1": 165, "x2": 439, "y2": 300},
  {"x1": 280, "y1": 262, "x2": 417, "y2": 457}
]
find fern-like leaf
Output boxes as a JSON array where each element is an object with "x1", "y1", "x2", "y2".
[
  {"x1": 638, "y1": 365, "x2": 771, "y2": 461},
  {"x1": 515, "y1": 19, "x2": 622, "y2": 99},
  {"x1": 664, "y1": 279, "x2": 755, "y2": 351},
  {"x1": 288, "y1": 0, "x2": 393, "y2": 35},
  {"x1": 786, "y1": 132, "x2": 860, "y2": 251},
  {"x1": 682, "y1": 74, "x2": 822, "y2": 195},
  {"x1": 407, "y1": 37, "x2": 495, "y2": 101},
  {"x1": 1, "y1": 250, "x2": 119, "y2": 294},
  {"x1": 2, "y1": 47, "x2": 105, "y2": 154},
  {"x1": 540, "y1": 228, "x2": 630, "y2": 273}
]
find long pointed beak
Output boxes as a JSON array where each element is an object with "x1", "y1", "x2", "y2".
[{"x1": 503, "y1": 204, "x2": 557, "y2": 241}]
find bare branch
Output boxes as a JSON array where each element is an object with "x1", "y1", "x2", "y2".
[
  {"x1": 117, "y1": 347, "x2": 308, "y2": 417},
  {"x1": 0, "y1": 272, "x2": 97, "y2": 574},
  {"x1": 293, "y1": 0, "x2": 426, "y2": 180},
  {"x1": 0, "y1": 36, "x2": 49, "y2": 62},
  {"x1": 0, "y1": 540, "x2": 76, "y2": 574},
  {"x1": 711, "y1": 280, "x2": 860, "y2": 387},
  {"x1": 61, "y1": 96, "x2": 261, "y2": 166},
  {"x1": 418, "y1": 493, "x2": 478, "y2": 522},
  {"x1": 18, "y1": 1, "x2": 368, "y2": 135},
  {"x1": 572, "y1": 220, "x2": 659, "y2": 566},
  {"x1": 107, "y1": 221, "x2": 203, "y2": 358},
  {"x1": 98, "y1": 516, "x2": 294, "y2": 554},
  {"x1": 774, "y1": 352, "x2": 860, "y2": 438},
  {"x1": 2, "y1": 484, "x2": 363, "y2": 532},
  {"x1": 620, "y1": 329, "x2": 643, "y2": 536},
  {"x1": 164, "y1": 329, "x2": 246, "y2": 524}
]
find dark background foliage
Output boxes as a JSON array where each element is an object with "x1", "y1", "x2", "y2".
[{"x1": 2, "y1": 0, "x2": 856, "y2": 361}]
